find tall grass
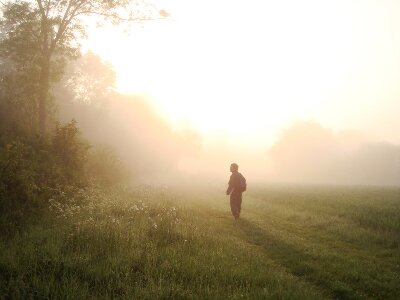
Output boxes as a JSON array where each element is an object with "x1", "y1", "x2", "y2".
[{"x1": 1, "y1": 185, "x2": 399, "y2": 299}]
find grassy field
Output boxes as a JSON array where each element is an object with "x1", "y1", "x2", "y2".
[{"x1": 1, "y1": 184, "x2": 399, "y2": 299}]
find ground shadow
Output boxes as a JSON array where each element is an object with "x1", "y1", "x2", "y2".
[
  {"x1": 236, "y1": 218, "x2": 281, "y2": 249},
  {"x1": 235, "y1": 218, "x2": 365, "y2": 300}
]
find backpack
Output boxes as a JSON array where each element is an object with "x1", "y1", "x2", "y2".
[{"x1": 239, "y1": 173, "x2": 246, "y2": 192}]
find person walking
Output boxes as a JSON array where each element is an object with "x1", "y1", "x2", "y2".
[{"x1": 226, "y1": 163, "x2": 246, "y2": 220}]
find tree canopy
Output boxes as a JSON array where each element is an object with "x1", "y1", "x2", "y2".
[{"x1": 0, "y1": 0, "x2": 165, "y2": 135}]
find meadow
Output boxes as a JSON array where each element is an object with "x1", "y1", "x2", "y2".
[{"x1": 1, "y1": 184, "x2": 399, "y2": 299}]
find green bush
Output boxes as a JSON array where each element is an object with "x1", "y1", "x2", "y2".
[
  {"x1": 0, "y1": 140, "x2": 40, "y2": 234},
  {"x1": 52, "y1": 120, "x2": 90, "y2": 187},
  {"x1": 86, "y1": 146, "x2": 128, "y2": 188},
  {"x1": 0, "y1": 120, "x2": 92, "y2": 236}
]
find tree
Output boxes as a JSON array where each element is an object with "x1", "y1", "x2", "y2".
[
  {"x1": 53, "y1": 51, "x2": 117, "y2": 133},
  {"x1": 0, "y1": 0, "x2": 166, "y2": 136},
  {"x1": 55, "y1": 50, "x2": 116, "y2": 106}
]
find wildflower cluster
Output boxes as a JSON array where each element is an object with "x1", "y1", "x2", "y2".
[
  {"x1": 48, "y1": 185, "x2": 103, "y2": 221},
  {"x1": 48, "y1": 185, "x2": 181, "y2": 242},
  {"x1": 148, "y1": 206, "x2": 180, "y2": 233}
]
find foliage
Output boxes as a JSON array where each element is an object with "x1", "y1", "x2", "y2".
[
  {"x1": 52, "y1": 119, "x2": 90, "y2": 186},
  {"x1": 0, "y1": 1, "x2": 139, "y2": 234},
  {"x1": 0, "y1": 2, "x2": 42, "y2": 69},
  {"x1": 0, "y1": 1, "x2": 77, "y2": 134},
  {"x1": 0, "y1": 120, "x2": 92, "y2": 235},
  {"x1": 57, "y1": 51, "x2": 116, "y2": 105},
  {"x1": 0, "y1": 140, "x2": 40, "y2": 211},
  {"x1": 0, "y1": 53, "x2": 39, "y2": 137},
  {"x1": 0, "y1": 0, "x2": 165, "y2": 134},
  {"x1": 86, "y1": 146, "x2": 128, "y2": 187}
]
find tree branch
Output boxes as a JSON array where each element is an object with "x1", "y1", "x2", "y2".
[
  {"x1": 50, "y1": 0, "x2": 87, "y2": 52},
  {"x1": 36, "y1": 0, "x2": 45, "y2": 17},
  {"x1": 44, "y1": 0, "x2": 51, "y2": 17},
  {"x1": 75, "y1": 10, "x2": 167, "y2": 22},
  {"x1": 36, "y1": 0, "x2": 51, "y2": 55}
]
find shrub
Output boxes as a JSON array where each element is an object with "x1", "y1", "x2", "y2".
[{"x1": 52, "y1": 120, "x2": 90, "y2": 186}]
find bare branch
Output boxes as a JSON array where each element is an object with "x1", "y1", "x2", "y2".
[
  {"x1": 75, "y1": 10, "x2": 167, "y2": 22},
  {"x1": 44, "y1": 0, "x2": 51, "y2": 17},
  {"x1": 50, "y1": 0, "x2": 87, "y2": 52},
  {"x1": 36, "y1": 0, "x2": 45, "y2": 17}
]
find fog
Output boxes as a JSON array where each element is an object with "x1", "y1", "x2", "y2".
[
  {"x1": 56, "y1": 64, "x2": 400, "y2": 185},
  {"x1": 54, "y1": 53, "x2": 400, "y2": 187},
  {"x1": 268, "y1": 122, "x2": 400, "y2": 185}
]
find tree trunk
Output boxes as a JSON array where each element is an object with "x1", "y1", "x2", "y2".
[{"x1": 38, "y1": 55, "x2": 50, "y2": 136}]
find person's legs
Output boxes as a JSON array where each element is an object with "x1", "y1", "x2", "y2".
[
  {"x1": 237, "y1": 196, "x2": 242, "y2": 217},
  {"x1": 230, "y1": 193, "x2": 242, "y2": 219},
  {"x1": 230, "y1": 197, "x2": 237, "y2": 218}
]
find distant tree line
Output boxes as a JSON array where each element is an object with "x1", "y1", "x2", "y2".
[{"x1": 269, "y1": 121, "x2": 400, "y2": 185}]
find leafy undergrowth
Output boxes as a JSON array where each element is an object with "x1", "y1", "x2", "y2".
[{"x1": 1, "y1": 185, "x2": 399, "y2": 299}]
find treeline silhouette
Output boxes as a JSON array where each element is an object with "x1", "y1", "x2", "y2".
[{"x1": 269, "y1": 121, "x2": 400, "y2": 185}]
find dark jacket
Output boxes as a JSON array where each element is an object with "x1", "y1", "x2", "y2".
[{"x1": 226, "y1": 171, "x2": 243, "y2": 195}]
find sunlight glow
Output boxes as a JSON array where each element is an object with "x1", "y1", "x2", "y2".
[{"x1": 86, "y1": 0, "x2": 400, "y2": 145}]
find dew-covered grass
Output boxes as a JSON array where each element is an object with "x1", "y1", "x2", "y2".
[{"x1": 1, "y1": 184, "x2": 399, "y2": 299}]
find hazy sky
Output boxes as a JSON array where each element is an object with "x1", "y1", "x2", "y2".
[{"x1": 86, "y1": 0, "x2": 400, "y2": 147}]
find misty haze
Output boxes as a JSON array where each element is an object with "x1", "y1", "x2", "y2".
[{"x1": 1, "y1": 0, "x2": 399, "y2": 299}]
